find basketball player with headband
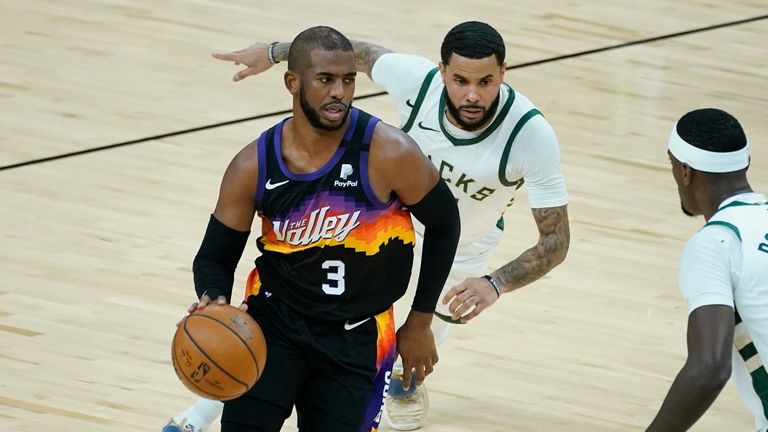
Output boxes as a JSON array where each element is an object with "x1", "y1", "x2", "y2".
[{"x1": 647, "y1": 108, "x2": 768, "y2": 432}]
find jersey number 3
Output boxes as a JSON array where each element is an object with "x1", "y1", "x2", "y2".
[{"x1": 322, "y1": 260, "x2": 346, "y2": 295}]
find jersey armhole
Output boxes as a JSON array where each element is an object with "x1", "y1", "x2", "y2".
[
  {"x1": 498, "y1": 109, "x2": 541, "y2": 187},
  {"x1": 253, "y1": 128, "x2": 273, "y2": 209}
]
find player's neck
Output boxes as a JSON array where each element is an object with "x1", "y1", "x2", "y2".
[
  {"x1": 701, "y1": 180, "x2": 753, "y2": 221},
  {"x1": 282, "y1": 117, "x2": 346, "y2": 173}
]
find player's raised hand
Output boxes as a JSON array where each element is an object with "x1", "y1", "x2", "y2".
[
  {"x1": 442, "y1": 276, "x2": 500, "y2": 323},
  {"x1": 212, "y1": 42, "x2": 274, "y2": 82}
]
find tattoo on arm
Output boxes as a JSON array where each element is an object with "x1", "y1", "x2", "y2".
[
  {"x1": 350, "y1": 40, "x2": 393, "y2": 78},
  {"x1": 273, "y1": 42, "x2": 291, "y2": 63},
  {"x1": 492, "y1": 205, "x2": 570, "y2": 292}
]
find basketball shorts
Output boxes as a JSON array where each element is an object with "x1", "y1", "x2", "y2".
[{"x1": 222, "y1": 287, "x2": 396, "y2": 432}]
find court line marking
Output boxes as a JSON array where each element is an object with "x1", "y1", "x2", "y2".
[{"x1": 2, "y1": 14, "x2": 766, "y2": 172}]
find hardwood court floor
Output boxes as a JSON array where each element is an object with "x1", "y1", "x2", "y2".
[{"x1": 1, "y1": 1, "x2": 766, "y2": 431}]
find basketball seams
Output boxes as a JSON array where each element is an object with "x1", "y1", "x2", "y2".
[
  {"x1": 171, "y1": 329, "x2": 223, "y2": 398},
  {"x1": 189, "y1": 313, "x2": 264, "y2": 379},
  {"x1": 181, "y1": 315, "x2": 250, "y2": 397},
  {"x1": 170, "y1": 307, "x2": 267, "y2": 400}
]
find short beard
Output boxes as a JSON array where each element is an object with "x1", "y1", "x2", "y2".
[
  {"x1": 445, "y1": 92, "x2": 500, "y2": 132},
  {"x1": 299, "y1": 86, "x2": 350, "y2": 132},
  {"x1": 681, "y1": 201, "x2": 695, "y2": 217}
]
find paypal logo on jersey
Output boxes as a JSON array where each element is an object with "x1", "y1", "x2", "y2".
[
  {"x1": 340, "y1": 164, "x2": 353, "y2": 179},
  {"x1": 334, "y1": 163, "x2": 358, "y2": 187}
]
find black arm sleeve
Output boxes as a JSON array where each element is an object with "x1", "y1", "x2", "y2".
[
  {"x1": 192, "y1": 214, "x2": 250, "y2": 303},
  {"x1": 406, "y1": 179, "x2": 461, "y2": 313}
]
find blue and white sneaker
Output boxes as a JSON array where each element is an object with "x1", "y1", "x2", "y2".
[
  {"x1": 384, "y1": 367, "x2": 429, "y2": 431},
  {"x1": 161, "y1": 418, "x2": 204, "y2": 432}
]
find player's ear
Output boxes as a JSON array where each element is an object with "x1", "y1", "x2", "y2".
[
  {"x1": 681, "y1": 163, "x2": 693, "y2": 186},
  {"x1": 438, "y1": 62, "x2": 447, "y2": 83},
  {"x1": 284, "y1": 71, "x2": 299, "y2": 95}
]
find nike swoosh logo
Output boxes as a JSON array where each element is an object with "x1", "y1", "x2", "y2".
[
  {"x1": 265, "y1": 179, "x2": 289, "y2": 190},
  {"x1": 406, "y1": 99, "x2": 414, "y2": 108},
  {"x1": 417, "y1": 121, "x2": 440, "y2": 132},
  {"x1": 343, "y1": 317, "x2": 371, "y2": 331}
]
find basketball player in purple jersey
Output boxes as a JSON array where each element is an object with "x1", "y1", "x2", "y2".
[
  {"x1": 171, "y1": 26, "x2": 459, "y2": 432},
  {"x1": 166, "y1": 21, "x2": 569, "y2": 431}
]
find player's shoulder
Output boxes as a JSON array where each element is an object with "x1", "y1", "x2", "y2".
[
  {"x1": 698, "y1": 219, "x2": 743, "y2": 243},
  {"x1": 507, "y1": 88, "x2": 543, "y2": 120},
  {"x1": 369, "y1": 120, "x2": 421, "y2": 162},
  {"x1": 685, "y1": 222, "x2": 741, "y2": 256},
  {"x1": 227, "y1": 139, "x2": 260, "y2": 177},
  {"x1": 502, "y1": 89, "x2": 559, "y2": 157},
  {"x1": 374, "y1": 53, "x2": 437, "y2": 77},
  {"x1": 369, "y1": 121, "x2": 424, "y2": 171},
  {"x1": 237, "y1": 139, "x2": 260, "y2": 164}
]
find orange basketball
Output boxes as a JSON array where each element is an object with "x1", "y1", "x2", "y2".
[{"x1": 171, "y1": 304, "x2": 267, "y2": 401}]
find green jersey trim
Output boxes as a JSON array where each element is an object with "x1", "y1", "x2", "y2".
[
  {"x1": 437, "y1": 84, "x2": 516, "y2": 146},
  {"x1": 498, "y1": 109, "x2": 542, "y2": 187},
  {"x1": 735, "y1": 310, "x2": 768, "y2": 420},
  {"x1": 716, "y1": 200, "x2": 767, "y2": 214},
  {"x1": 401, "y1": 67, "x2": 440, "y2": 133},
  {"x1": 704, "y1": 220, "x2": 742, "y2": 242}
]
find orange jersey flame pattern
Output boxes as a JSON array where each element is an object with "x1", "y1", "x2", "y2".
[{"x1": 258, "y1": 198, "x2": 415, "y2": 256}]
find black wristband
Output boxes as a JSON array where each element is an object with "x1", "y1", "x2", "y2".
[
  {"x1": 482, "y1": 275, "x2": 502, "y2": 298},
  {"x1": 267, "y1": 42, "x2": 280, "y2": 65}
]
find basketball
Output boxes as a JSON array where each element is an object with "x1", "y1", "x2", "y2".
[{"x1": 171, "y1": 304, "x2": 267, "y2": 401}]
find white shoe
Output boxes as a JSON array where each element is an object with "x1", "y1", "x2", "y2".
[
  {"x1": 161, "y1": 417, "x2": 205, "y2": 432},
  {"x1": 385, "y1": 369, "x2": 429, "y2": 430}
]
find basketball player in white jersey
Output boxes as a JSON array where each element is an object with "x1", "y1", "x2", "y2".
[
  {"x1": 646, "y1": 108, "x2": 768, "y2": 432},
  {"x1": 163, "y1": 21, "x2": 570, "y2": 432}
]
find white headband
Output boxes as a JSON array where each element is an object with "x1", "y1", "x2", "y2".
[{"x1": 667, "y1": 123, "x2": 749, "y2": 173}]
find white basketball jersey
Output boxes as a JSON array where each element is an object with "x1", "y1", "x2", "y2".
[
  {"x1": 392, "y1": 64, "x2": 567, "y2": 246},
  {"x1": 707, "y1": 194, "x2": 768, "y2": 430}
]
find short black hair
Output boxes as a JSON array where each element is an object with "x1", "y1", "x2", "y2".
[
  {"x1": 676, "y1": 108, "x2": 747, "y2": 153},
  {"x1": 441, "y1": 21, "x2": 505, "y2": 65},
  {"x1": 288, "y1": 26, "x2": 353, "y2": 73}
]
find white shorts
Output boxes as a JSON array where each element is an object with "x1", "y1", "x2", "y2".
[{"x1": 393, "y1": 227, "x2": 503, "y2": 327}]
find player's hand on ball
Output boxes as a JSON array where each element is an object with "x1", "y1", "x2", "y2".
[
  {"x1": 193, "y1": 293, "x2": 227, "y2": 311},
  {"x1": 442, "y1": 277, "x2": 500, "y2": 323},
  {"x1": 176, "y1": 294, "x2": 228, "y2": 327}
]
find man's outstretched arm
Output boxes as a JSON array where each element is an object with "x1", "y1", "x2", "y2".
[{"x1": 212, "y1": 40, "x2": 392, "y2": 81}]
